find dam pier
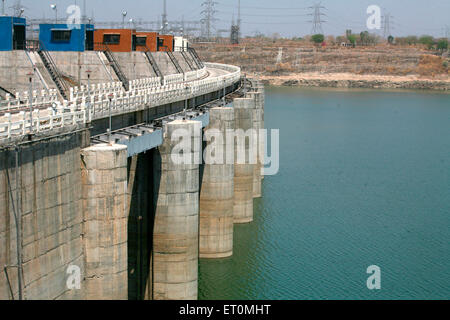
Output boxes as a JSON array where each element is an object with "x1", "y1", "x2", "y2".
[{"x1": 0, "y1": 34, "x2": 265, "y2": 299}]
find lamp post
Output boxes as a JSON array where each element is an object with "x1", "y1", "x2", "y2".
[
  {"x1": 86, "y1": 69, "x2": 92, "y2": 121},
  {"x1": 184, "y1": 85, "x2": 189, "y2": 120},
  {"x1": 122, "y1": 11, "x2": 127, "y2": 29},
  {"x1": 223, "y1": 79, "x2": 226, "y2": 107},
  {"x1": 50, "y1": 4, "x2": 57, "y2": 23},
  {"x1": 27, "y1": 71, "x2": 34, "y2": 134},
  {"x1": 108, "y1": 94, "x2": 113, "y2": 144}
]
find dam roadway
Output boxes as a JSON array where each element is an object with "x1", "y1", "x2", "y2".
[{"x1": 0, "y1": 55, "x2": 266, "y2": 300}]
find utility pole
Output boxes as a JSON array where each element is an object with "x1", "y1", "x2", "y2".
[
  {"x1": 308, "y1": 3, "x2": 326, "y2": 34},
  {"x1": 201, "y1": 0, "x2": 218, "y2": 40}
]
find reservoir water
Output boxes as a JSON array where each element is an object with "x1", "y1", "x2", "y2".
[{"x1": 198, "y1": 86, "x2": 450, "y2": 300}]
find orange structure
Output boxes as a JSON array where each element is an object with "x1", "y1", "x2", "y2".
[
  {"x1": 134, "y1": 32, "x2": 158, "y2": 52},
  {"x1": 157, "y1": 34, "x2": 174, "y2": 52},
  {"x1": 94, "y1": 29, "x2": 135, "y2": 52}
]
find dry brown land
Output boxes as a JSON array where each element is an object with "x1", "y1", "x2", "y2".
[{"x1": 193, "y1": 39, "x2": 450, "y2": 91}]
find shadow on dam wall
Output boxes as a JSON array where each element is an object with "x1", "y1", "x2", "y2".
[{"x1": 127, "y1": 150, "x2": 156, "y2": 300}]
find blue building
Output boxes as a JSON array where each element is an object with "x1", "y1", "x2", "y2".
[
  {"x1": 39, "y1": 24, "x2": 94, "y2": 51},
  {"x1": 0, "y1": 16, "x2": 27, "y2": 51}
]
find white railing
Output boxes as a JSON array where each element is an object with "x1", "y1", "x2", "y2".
[
  {"x1": 0, "y1": 89, "x2": 60, "y2": 113},
  {"x1": 0, "y1": 63, "x2": 241, "y2": 141}
]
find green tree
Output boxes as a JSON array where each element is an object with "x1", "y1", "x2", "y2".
[
  {"x1": 347, "y1": 34, "x2": 356, "y2": 47},
  {"x1": 419, "y1": 35, "x2": 435, "y2": 49},
  {"x1": 360, "y1": 31, "x2": 369, "y2": 45},
  {"x1": 388, "y1": 35, "x2": 394, "y2": 44},
  {"x1": 311, "y1": 34, "x2": 325, "y2": 44},
  {"x1": 437, "y1": 39, "x2": 448, "y2": 51}
]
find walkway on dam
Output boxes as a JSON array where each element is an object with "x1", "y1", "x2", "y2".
[{"x1": 0, "y1": 62, "x2": 241, "y2": 145}]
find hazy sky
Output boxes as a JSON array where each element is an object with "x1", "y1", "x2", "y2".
[{"x1": 8, "y1": 0, "x2": 450, "y2": 37}]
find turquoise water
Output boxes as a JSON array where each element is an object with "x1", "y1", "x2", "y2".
[{"x1": 198, "y1": 86, "x2": 450, "y2": 300}]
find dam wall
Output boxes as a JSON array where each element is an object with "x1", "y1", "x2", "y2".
[
  {"x1": 0, "y1": 51, "x2": 202, "y2": 96},
  {"x1": 0, "y1": 130, "x2": 89, "y2": 300},
  {"x1": 0, "y1": 57, "x2": 265, "y2": 300}
]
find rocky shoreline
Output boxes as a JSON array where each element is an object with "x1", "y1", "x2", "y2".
[{"x1": 254, "y1": 74, "x2": 450, "y2": 91}]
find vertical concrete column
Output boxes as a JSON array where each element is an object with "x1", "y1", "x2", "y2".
[
  {"x1": 81, "y1": 143, "x2": 128, "y2": 300},
  {"x1": 255, "y1": 82, "x2": 265, "y2": 180},
  {"x1": 246, "y1": 91, "x2": 263, "y2": 198},
  {"x1": 152, "y1": 120, "x2": 202, "y2": 300},
  {"x1": 200, "y1": 107, "x2": 235, "y2": 259},
  {"x1": 233, "y1": 98, "x2": 255, "y2": 224}
]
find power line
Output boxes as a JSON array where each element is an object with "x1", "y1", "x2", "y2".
[
  {"x1": 382, "y1": 12, "x2": 394, "y2": 38},
  {"x1": 201, "y1": 0, "x2": 218, "y2": 40},
  {"x1": 308, "y1": 3, "x2": 326, "y2": 34}
]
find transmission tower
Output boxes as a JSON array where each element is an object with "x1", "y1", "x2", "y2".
[
  {"x1": 308, "y1": 3, "x2": 326, "y2": 34},
  {"x1": 161, "y1": 0, "x2": 169, "y2": 33},
  {"x1": 382, "y1": 12, "x2": 394, "y2": 38},
  {"x1": 201, "y1": 0, "x2": 218, "y2": 40}
]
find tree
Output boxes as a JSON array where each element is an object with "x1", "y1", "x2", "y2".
[
  {"x1": 311, "y1": 34, "x2": 325, "y2": 44},
  {"x1": 419, "y1": 35, "x2": 435, "y2": 49},
  {"x1": 360, "y1": 31, "x2": 370, "y2": 46},
  {"x1": 388, "y1": 35, "x2": 394, "y2": 44},
  {"x1": 347, "y1": 34, "x2": 356, "y2": 47},
  {"x1": 437, "y1": 39, "x2": 448, "y2": 51}
]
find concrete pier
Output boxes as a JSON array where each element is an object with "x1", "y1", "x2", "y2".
[
  {"x1": 81, "y1": 143, "x2": 128, "y2": 300},
  {"x1": 233, "y1": 98, "x2": 255, "y2": 224},
  {"x1": 199, "y1": 107, "x2": 235, "y2": 258},
  {"x1": 246, "y1": 91, "x2": 264, "y2": 198},
  {"x1": 152, "y1": 120, "x2": 202, "y2": 300}
]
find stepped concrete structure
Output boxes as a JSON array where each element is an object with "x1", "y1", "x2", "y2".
[{"x1": 0, "y1": 47, "x2": 265, "y2": 300}]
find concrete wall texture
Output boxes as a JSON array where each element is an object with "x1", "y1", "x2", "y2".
[
  {"x1": 0, "y1": 49, "x2": 265, "y2": 300},
  {"x1": 152, "y1": 120, "x2": 202, "y2": 300},
  {"x1": 81, "y1": 144, "x2": 128, "y2": 300},
  {"x1": 233, "y1": 98, "x2": 255, "y2": 224},
  {"x1": 0, "y1": 132, "x2": 87, "y2": 300},
  {"x1": 0, "y1": 51, "x2": 201, "y2": 95},
  {"x1": 199, "y1": 107, "x2": 235, "y2": 258},
  {"x1": 245, "y1": 91, "x2": 264, "y2": 198}
]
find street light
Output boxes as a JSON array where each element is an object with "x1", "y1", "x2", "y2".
[
  {"x1": 27, "y1": 71, "x2": 34, "y2": 134},
  {"x1": 50, "y1": 4, "x2": 57, "y2": 23},
  {"x1": 121, "y1": 11, "x2": 127, "y2": 28},
  {"x1": 86, "y1": 70, "x2": 92, "y2": 121},
  {"x1": 18, "y1": 8, "x2": 24, "y2": 17},
  {"x1": 108, "y1": 93, "x2": 114, "y2": 144}
]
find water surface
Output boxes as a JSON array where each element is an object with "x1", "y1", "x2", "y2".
[{"x1": 199, "y1": 87, "x2": 450, "y2": 300}]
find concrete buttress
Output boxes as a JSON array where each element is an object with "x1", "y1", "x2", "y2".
[
  {"x1": 152, "y1": 120, "x2": 202, "y2": 300},
  {"x1": 81, "y1": 143, "x2": 128, "y2": 300},
  {"x1": 199, "y1": 107, "x2": 235, "y2": 258},
  {"x1": 233, "y1": 98, "x2": 255, "y2": 224}
]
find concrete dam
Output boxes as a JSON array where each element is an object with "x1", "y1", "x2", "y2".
[{"x1": 0, "y1": 49, "x2": 265, "y2": 300}]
